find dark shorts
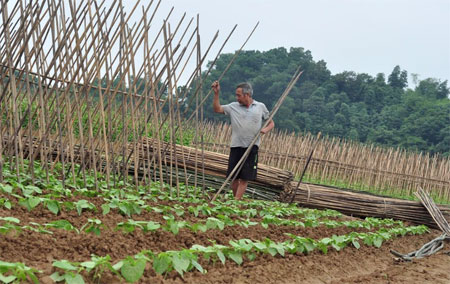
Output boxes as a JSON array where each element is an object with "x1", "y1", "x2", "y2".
[{"x1": 226, "y1": 145, "x2": 258, "y2": 181}]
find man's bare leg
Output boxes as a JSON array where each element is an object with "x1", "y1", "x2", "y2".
[
  {"x1": 235, "y1": 179, "x2": 248, "y2": 200},
  {"x1": 231, "y1": 179, "x2": 239, "y2": 197}
]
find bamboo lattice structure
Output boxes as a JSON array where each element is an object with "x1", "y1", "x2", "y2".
[{"x1": 0, "y1": 0, "x2": 256, "y2": 195}]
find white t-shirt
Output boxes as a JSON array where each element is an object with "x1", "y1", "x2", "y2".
[{"x1": 222, "y1": 100, "x2": 269, "y2": 148}]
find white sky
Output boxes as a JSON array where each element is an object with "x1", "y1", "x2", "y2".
[{"x1": 146, "y1": 0, "x2": 450, "y2": 85}]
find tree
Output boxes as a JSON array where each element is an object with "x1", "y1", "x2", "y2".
[
  {"x1": 388, "y1": 65, "x2": 408, "y2": 89},
  {"x1": 416, "y1": 78, "x2": 449, "y2": 99}
]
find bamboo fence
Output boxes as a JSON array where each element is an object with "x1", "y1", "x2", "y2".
[{"x1": 198, "y1": 121, "x2": 450, "y2": 203}]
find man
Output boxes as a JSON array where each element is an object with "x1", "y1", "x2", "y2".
[{"x1": 212, "y1": 81, "x2": 275, "y2": 200}]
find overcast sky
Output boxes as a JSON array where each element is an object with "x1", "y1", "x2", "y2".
[{"x1": 147, "y1": 0, "x2": 450, "y2": 86}]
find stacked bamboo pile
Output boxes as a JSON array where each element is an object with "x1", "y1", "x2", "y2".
[
  {"x1": 282, "y1": 182, "x2": 450, "y2": 229},
  {"x1": 137, "y1": 138, "x2": 293, "y2": 190}
]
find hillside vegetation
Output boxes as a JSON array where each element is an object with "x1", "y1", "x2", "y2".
[{"x1": 199, "y1": 47, "x2": 449, "y2": 156}]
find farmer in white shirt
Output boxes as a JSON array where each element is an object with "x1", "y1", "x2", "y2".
[{"x1": 212, "y1": 81, "x2": 275, "y2": 200}]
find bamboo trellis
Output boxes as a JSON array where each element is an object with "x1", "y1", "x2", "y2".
[{"x1": 0, "y1": 0, "x2": 256, "y2": 195}]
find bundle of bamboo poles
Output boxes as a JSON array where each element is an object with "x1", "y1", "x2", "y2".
[
  {"x1": 137, "y1": 137, "x2": 293, "y2": 190},
  {"x1": 282, "y1": 182, "x2": 450, "y2": 229},
  {"x1": 416, "y1": 188, "x2": 450, "y2": 235}
]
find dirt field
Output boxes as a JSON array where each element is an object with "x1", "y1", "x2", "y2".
[{"x1": 1, "y1": 193, "x2": 449, "y2": 284}]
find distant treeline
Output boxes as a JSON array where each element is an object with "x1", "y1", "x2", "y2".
[{"x1": 198, "y1": 47, "x2": 449, "y2": 157}]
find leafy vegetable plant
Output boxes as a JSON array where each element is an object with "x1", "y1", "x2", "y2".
[
  {"x1": 51, "y1": 260, "x2": 85, "y2": 284},
  {"x1": 80, "y1": 219, "x2": 104, "y2": 236},
  {"x1": 0, "y1": 261, "x2": 41, "y2": 284}
]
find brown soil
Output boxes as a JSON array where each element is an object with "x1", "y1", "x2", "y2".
[{"x1": 1, "y1": 196, "x2": 448, "y2": 283}]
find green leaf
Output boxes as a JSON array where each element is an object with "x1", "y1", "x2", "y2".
[
  {"x1": 112, "y1": 261, "x2": 123, "y2": 271},
  {"x1": 101, "y1": 204, "x2": 110, "y2": 215},
  {"x1": 29, "y1": 197, "x2": 41, "y2": 209},
  {"x1": 228, "y1": 251, "x2": 243, "y2": 265},
  {"x1": 47, "y1": 200, "x2": 60, "y2": 215},
  {"x1": 0, "y1": 261, "x2": 17, "y2": 269},
  {"x1": 48, "y1": 220, "x2": 75, "y2": 232},
  {"x1": 121, "y1": 258, "x2": 146, "y2": 283},
  {"x1": 331, "y1": 243, "x2": 342, "y2": 251},
  {"x1": 206, "y1": 217, "x2": 224, "y2": 230},
  {"x1": 273, "y1": 245, "x2": 285, "y2": 257},
  {"x1": 304, "y1": 241, "x2": 316, "y2": 253},
  {"x1": 65, "y1": 273, "x2": 85, "y2": 284},
  {"x1": 116, "y1": 222, "x2": 134, "y2": 233},
  {"x1": 317, "y1": 243, "x2": 328, "y2": 254},
  {"x1": 92, "y1": 227, "x2": 101, "y2": 236},
  {"x1": 80, "y1": 261, "x2": 96, "y2": 270},
  {"x1": 53, "y1": 260, "x2": 77, "y2": 271},
  {"x1": 199, "y1": 224, "x2": 209, "y2": 232},
  {"x1": 0, "y1": 273, "x2": 16, "y2": 283},
  {"x1": 24, "y1": 185, "x2": 42, "y2": 195},
  {"x1": 253, "y1": 242, "x2": 267, "y2": 251},
  {"x1": 145, "y1": 221, "x2": 160, "y2": 231},
  {"x1": 172, "y1": 254, "x2": 190, "y2": 276},
  {"x1": 216, "y1": 220, "x2": 225, "y2": 230},
  {"x1": 19, "y1": 197, "x2": 41, "y2": 211},
  {"x1": 153, "y1": 254, "x2": 170, "y2": 275},
  {"x1": 0, "y1": 217, "x2": 20, "y2": 223},
  {"x1": 50, "y1": 272, "x2": 65, "y2": 282},
  {"x1": 190, "y1": 260, "x2": 204, "y2": 273},
  {"x1": 320, "y1": 238, "x2": 332, "y2": 245},
  {"x1": 118, "y1": 204, "x2": 131, "y2": 217},
  {"x1": 0, "y1": 184, "x2": 13, "y2": 194},
  {"x1": 174, "y1": 208, "x2": 185, "y2": 216},
  {"x1": 247, "y1": 252, "x2": 256, "y2": 261},
  {"x1": 76, "y1": 205, "x2": 83, "y2": 216},
  {"x1": 4, "y1": 201, "x2": 11, "y2": 209},
  {"x1": 352, "y1": 239, "x2": 361, "y2": 249},
  {"x1": 216, "y1": 250, "x2": 226, "y2": 264},
  {"x1": 373, "y1": 237, "x2": 383, "y2": 248},
  {"x1": 267, "y1": 247, "x2": 277, "y2": 256}
]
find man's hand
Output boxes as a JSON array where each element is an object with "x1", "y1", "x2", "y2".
[
  {"x1": 212, "y1": 80, "x2": 224, "y2": 113},
  {"x1": 211, "y1": 80, "x2": 220, "y2": 94},
  {"x1": 260, "y1": 120, "x2": 275, "y2": 135}
]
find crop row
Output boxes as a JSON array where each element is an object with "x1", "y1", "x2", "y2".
[
  {"x1": 1, "y1": 212, "x2": 404, "y2": 238},
  {"x1": 1, "y1": 171, "x2": 344, "y2": 221},
  {"x1": 1, "y1": 185, "x2": 344, "y2": 223},
  {"x1": 0, "y1": 224, "x2": 428, "y2": 283}
]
